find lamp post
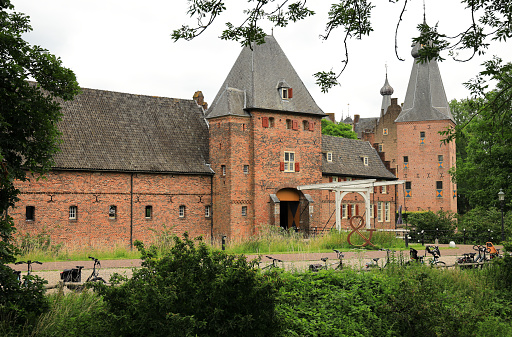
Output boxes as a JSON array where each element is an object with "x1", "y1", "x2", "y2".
[{"x1": 499, "y1": 189, "x2": 505, "y2": 242}]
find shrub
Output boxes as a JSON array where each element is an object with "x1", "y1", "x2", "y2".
[{"x1": 96, "y1": 233, "x2": 281, "y2": 337}]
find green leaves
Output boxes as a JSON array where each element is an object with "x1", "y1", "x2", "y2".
[{"x1": 321, "y1": 118, "x2": 358, "y2": 139}]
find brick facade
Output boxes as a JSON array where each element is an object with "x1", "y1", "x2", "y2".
[{"x1": 13, "y1": 171, "x2": 212, "y2": 247}]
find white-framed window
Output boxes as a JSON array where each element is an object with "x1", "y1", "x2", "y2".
[
  {"x1": 370, "y1": 204, "x2": 374, "y2": 218},
  {"x1": 385, "y1": 202, "x2": 390, "y2": 222},
  {"x1": 242, "y1": 206, "x2": 248, "y2": 216},
  {"x1": 69, "y1": 206, "x2": 77, "y2": 220},
  {"x1": 205, "y1": 205, "x2": 211, "y2": 218},
  {"x1": 26, "y1": 206, "x2": 35, "y2": 221},
  {"x1": 382, "y1": 185, "x2": 387, "y2": 194},
  {"x1": 363, "y1": 157, "x2": 369, "y2": 166},
  {"x1": 342, "y1": 204, "x2": 347, "y2": 219},
  {"x1": 346, "y1": 177, "x2": 353, "y2": 181},
  {"x1": 221, "y1": 165, "x2": 226, "y2": 176},
  {"x1": 377, "y1": 202, "x2": 383, "y2": 222},
  {"x1": 179, "y1": 205, "x2": 186, "y2": 218},
  {"x1": 351, "y1": 204, "x2": 356, "y2": 216},
  {"x1": 284, "y1": 151, "x2": 295, "y2": 172},
  {"x1": 281, "y1": 87, "x2": 292, "y2": 100},
  {"x1": 145, "y1": 205, "x2": 152, "y2": 219},
  {"x1": 327, "y1": 152, "x2": 333, "y2": 162},
  {"x1": 243, "y1": 165, "x2": 249, "y2": 174},
  {"x1": 109, "y1": 205, "x2": 117, "y2": 219}
]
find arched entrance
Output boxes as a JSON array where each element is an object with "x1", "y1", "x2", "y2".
[{"x1": 276, "y1": 188, "x2": 301, "y2": 230}]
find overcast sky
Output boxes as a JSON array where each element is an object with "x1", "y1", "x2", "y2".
[{"x1": 11, "y1": 0, "x2": 512, "y2": 121}]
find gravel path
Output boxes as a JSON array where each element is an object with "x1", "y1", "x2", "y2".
[{"x1": 7, "y1": 244, "x2": 501, "y2": 289}]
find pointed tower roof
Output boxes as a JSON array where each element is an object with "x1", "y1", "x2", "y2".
[
  {"x1": 395, "y1": 31, "x2": 455, "y2": 124},
  {"x1": 380, "y1": 72, "x2": 394, "y2": 116},
  {"x1": 206, "y1": 35, "x2": 325, "y2": 119}
]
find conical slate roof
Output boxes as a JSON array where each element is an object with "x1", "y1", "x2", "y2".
[
  {"x1": 206, "y1": 35, "x2": 325, "y2": 118},
  {"x1": 395, "y1": 39, "x2": 455, "y2": 124}
]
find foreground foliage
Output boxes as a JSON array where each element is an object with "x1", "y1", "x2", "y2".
[{"x1": 4, "y1": 236, "x2": 512, "y2": 336}]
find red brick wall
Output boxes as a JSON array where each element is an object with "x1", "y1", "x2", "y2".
[
  {"x1": 396, "y1": 120, "x2": 457, "y2": 213},
  {"x1": 12, "y1": 171, "x2": 212, "y2": 247}
]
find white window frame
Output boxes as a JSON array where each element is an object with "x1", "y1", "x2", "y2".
[
  {"x1": 370, "y1": 204, "x2": 374, "y2": 218},
  {"x1": 145, "y1": 205, "x2": 152, "y2": 219},
  {"x1": 332, "y1": 176, "x2": 338, "y2": 182},
  {"x1": 69, "y1": 206, "x2": 77, "y2": 220},
  {"x1": 351, "y1": 204, "x2": 356, "y2": 216},
  {"x1": 382, "y1": 185, "x2": 387, "y2": 194},
  {"x1": 342, "y1": 204, "x2": 348, "y2": 219},
  {"x1": 363, "y1": 157, "x2": 369, "y2": 166},
  {"x1": 205, "y1": 205, "x2": 211, "y2": 218},
  {"x1": 281, "y1": 88, "x2": 289, "y2": 100},
  {"x1": 179, "y1": 205, "x2": 186, "y2": 218},
  {"x1": 243, "y1": 165, "x2": 249, "y2": 174},
  {"x1": 327, "y1": 152, "x2": 333, "y2": 162},
  {"x1": 377, "y1": 201, "x2": 383, "y2": 222},
  {"x1": 221, "y1": 165, "x2": 226, "y2": 176},
  {"x1": 242, "y1": 206, "x2": 248, "y2": 216},
  {"x1": 385, "y1": 202, "x2": 390, "y2": 222},
  {"x1": 284, "y1": 151, "x2": 295, "y2": 172}
]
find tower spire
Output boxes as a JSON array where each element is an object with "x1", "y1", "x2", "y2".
[{"x1": 380, "y1": 64, "x2": 394, "y2": 116}]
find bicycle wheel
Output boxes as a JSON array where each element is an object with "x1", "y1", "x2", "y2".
[{"x1": 435, "y1": 261, "x2": 446, "y2": 266}]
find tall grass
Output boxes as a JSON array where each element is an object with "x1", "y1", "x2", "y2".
[{"x1": 225, "y1": 226, "x2": 406, "y2": 254}]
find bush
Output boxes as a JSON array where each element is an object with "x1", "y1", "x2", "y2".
[
  {"x1": 0, "y1": 264, "x2": 48, "y2": 334},
  {"x1": 408, "y1": 211, "x2": 456, "y2": 243},
  {"x1": 96, "y1": 233, "x2": 281, "y2": 337}
]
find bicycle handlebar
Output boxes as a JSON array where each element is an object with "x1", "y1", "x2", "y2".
[{"x1": 265, "y1": 255, "x2": 283, "y2": 262}]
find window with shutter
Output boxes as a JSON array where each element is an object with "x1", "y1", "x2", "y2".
[
  {"x1": 280, "y1": 162, "x2": 285, "y2": 171},
  {"x1": 309, "y1": 121, "x2": 314, "y2": 131},
  {"x1": 292, "y1": 120, "x2": 299, "y2": 130},
  {"x1": 288, "y1": 88, "x2": 293, "y2": 98},
  {"x1": 262, "y1": 117, "x2": 269, "y2": 128},
  {"x1": 295, "y1": 162, "x2": 300, "y2": 172}
]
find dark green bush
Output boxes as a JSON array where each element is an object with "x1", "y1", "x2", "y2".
[
  {"x1": 96, "y1": 233, "x2": 281, "y2": 337},
  {"x1": 0, "y1": 264, "x2": 49, "y2": 333}
]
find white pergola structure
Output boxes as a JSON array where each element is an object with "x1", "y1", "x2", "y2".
[{"x1": 297, "y1": 179, "x2": 405, "y2": 231}]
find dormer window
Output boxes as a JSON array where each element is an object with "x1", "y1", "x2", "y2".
[
  {"x1": 363, "y1": 157, "x2": 369, "y2": 166},
  {"x1": 277, "y1": 80, "x2": 293, "y2": 100},
  {"x1": 327, "y1": 152, "x2": 333, "y2": 162}
]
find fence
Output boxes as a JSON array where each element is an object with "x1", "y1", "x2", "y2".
[{"x1": 407, "y1": 228, "x2": 500, "y2": 245}]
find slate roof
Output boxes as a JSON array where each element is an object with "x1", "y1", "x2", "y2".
[
  {"x1": 53, "y1": 87, "x2": 212, "y2": 174},
  {"x1": 322, "y1": 135, "x2": 396, "y2": 180},
  {"x1": 396, "y1": 41, "x2": 455, "y2": 124},
  {"x1": 354, "y1": 117, "x2": 379, "y2": 139},
  {"x1": 207, "y1": 35, "x2": 325, "y2": 118}
]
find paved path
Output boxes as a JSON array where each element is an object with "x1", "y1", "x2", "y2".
[{"x1": 7, "y1": 244, "x2": 501, "y2": 289}]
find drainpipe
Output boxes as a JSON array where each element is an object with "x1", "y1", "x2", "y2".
[
  {"x1": 210, "y1": 174, "x2": 214, "y2": 245},
  {"x1": 130, "y1": 173, "x2": 133, "y2": 249}
]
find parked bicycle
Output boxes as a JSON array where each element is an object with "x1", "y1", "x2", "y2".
[
  {"x1": 261, "y1": 255, "x2": 283, "y2": 270},
  {"x1": 425, "y1": 245, "x2": 445, "y2": 266},
  {"x1": 14, "y1": 260, "x2": 42, "y2": 286},
  {"x1": 309, "y1": 249, "x2": 345, "y2": 272},
  {"x1": 408, "y1": 247, "x2": 424, "y2": 264},
  {"x1": 60, "y1": 265, "x2": 84, "y2": 283},
  {"x1": 85, "y1": 256, "x2": 106, "y2": 283}
]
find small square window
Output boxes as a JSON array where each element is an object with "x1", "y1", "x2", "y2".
[
  {"x1": 405, "y1": 181, "x2": 412, "y2": 190},
  {"x1": 438, "y1": 155, "x2": 444, "y2": 162},
  {"x1": 327, "y1": 152, "x2": 333, "y2": 162},
  {"x1": 436, "y1": 181, "x2": 443, "y2": 190},
  {"x1": 179, "y1": 205, "x2": 186, "y2": 218},
  {"x1": 145, "y1": 205, "x2": 152, "y2": 219},
  {"x1": 109, "y1": 205, "x2": 117, "y2": 219},
  {"x1": 332, "y1": 176, "x2": 338, "y2": 182},
  {"x1": 205, "y1": 205, "x2": 211, "y2": 218},
  {"x1": 286, "y1": 119, "x2": 292, "y2": 129},
  {"x1": 26, "y1": 206, "x2": 35, "y2": 221},
  {"x1": 242, "y1": 206, "x2": 247, "y2": 216},
  {"x1": 243, "y1": 165, "x2": 249, "y2": 174},
  {"x1": 303, "y1": 120, "x2": 309, "y2": 130},
  {"x1": 69, "y1": 206, "x2": 77, "y2": 220},
  {"x1": 269, "y1": 117, "x2": 275, "y2": 127},
  {"x1": 281, "y1": 88, "x2": 289, "y2": 99},
  {"x1": 420, "y1": 131, "x2": 426, "y2": 138}
]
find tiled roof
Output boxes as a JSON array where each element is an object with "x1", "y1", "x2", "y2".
[
  {"x1": 207, "y1": 35, "x2": 325, "y2": 119},
  {"x1": 322, "y1": 135, "x2": 396, "y2": 179},
  {"x1": 53, "y1": 88, "x2": 212, "y2": 174},
  {"x1": 354, "y1": 117, "x2": 378, "y2": 138},
  {"x1": 396, "y1": 41, "x2": 455, "y2": 124}
]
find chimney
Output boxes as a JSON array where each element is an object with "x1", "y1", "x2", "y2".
[
  {"x1": 391, "y1": 98, "x2": 398, "y2": 106},
  {"x1": 326, "y1": 113, "x2": 336, "y2": 123},
  {"x1": 353, "y1": 114, "x2": 360, "y2": 124},
  {"x1": 193, "y1": 91, "x2": 208, "y2": 110}
]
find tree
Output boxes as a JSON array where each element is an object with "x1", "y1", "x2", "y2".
[
  {"x1": 321, "y1": 119, "x2": 357, "y2": 139},
  {"x1": 0, "y1": 0, "x2": 80, "y2": 263},
  {"x1": 172, "y1": 1, "x2": 511, "y2": 92},
  {"x1": 450, "y1": 65, "x2": 512, "y2": 211}
]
